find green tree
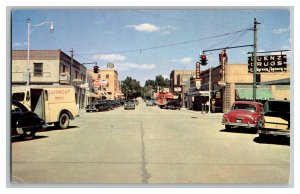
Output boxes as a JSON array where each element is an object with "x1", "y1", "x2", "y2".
[
  {"x1": 155, "y1": 75, "x2": 170, "y2": 91},
  {"x1": 121, "y1": 76, "x2": 142, "y2": 99},
  {"x1": 142, "y1": 85, "x2": 154, "y2": 100}
]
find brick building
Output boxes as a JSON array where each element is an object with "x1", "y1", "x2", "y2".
[
  {"x1": 12, "y1": 50, "x2": 90, "y2": 109},
  {"x1": 186, "y1": 63, "x2": 290, "y2": 112},
  {"x1": 89, "y1": 69, "x2": 123, "y2": 100},
  {"x1": 170, "y1": 70, "x2": 196, "y2": 107}
]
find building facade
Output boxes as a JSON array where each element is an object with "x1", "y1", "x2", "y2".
[
  {"x1": 186, "y1": 63, "x2": 290, "y2": 113},
  {"x1": 170, "y1": 70, "x2": 196, "y2": 107},
  {"x1": 89, "y1": 69, "x2": 123, "y2": 100},
  {"x1": 12, "y1": 50, "x2": 90, "y2": 109}
]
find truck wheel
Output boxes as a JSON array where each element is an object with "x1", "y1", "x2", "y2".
[
  {"x1": 21, "y1": 128, "x2": 36, "y2": 140},
  {"x1": 58, "y1": 113, "x2": 70, "y2": 129}
]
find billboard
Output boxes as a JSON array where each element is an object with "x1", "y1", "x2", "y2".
[{"x1": 248, "y1": 54, "x2": 287, "y2": 73}]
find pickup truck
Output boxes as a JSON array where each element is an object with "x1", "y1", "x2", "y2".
[{"x1": 258, "y1": 100, "x2": 290, "y2": 139}]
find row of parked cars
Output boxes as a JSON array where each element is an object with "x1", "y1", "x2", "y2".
[
  {"x1": 86, "y1": 100, "x2": 124, "y2": 112},
  {"x1": 221, "y1": 100, "x2": 290, "y2": 141}
]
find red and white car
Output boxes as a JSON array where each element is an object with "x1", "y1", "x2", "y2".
[{"x1": 222, "y1": 101, "x2": 264, "y2": 130}]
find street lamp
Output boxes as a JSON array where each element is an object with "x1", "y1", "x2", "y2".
[{"x1": 27, "y1": 18, "x2": 54, "y2": 85}]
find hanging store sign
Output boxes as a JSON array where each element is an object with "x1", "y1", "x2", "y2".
[
  {"x1": 248, "y1": 54, "x2": 287, "y2": 73},
  {"x1": 196, "y1": 62, "x2": 201, "y2": 79}
]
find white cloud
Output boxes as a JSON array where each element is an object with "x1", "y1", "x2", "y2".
[
  {"x1": 13, "y1": 42, "x2": 27, "y2": 46},
  {"x1": 273, "y1": 27, "x2": 289, "y2": 34},
  {"x1": 117, "y1": 63, "x2": 156, "y2": 71},
  {"x1": 159, "y1": 25, "x2": 177, "y2": 35},
  {"x1": 127, "y1": 23, "x2": 159, "y2": 32},
  {"x1": 92, "y1": 54, "x2": 126, "y2": 62},
  {"x1": 179, "y1": 57, "x2": 193, "y2": 65},
  {"x1": 127, "y1": 23, "x2": 177, "y2": 35}
]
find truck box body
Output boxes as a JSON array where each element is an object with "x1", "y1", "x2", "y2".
[{"x1": 12, "y1": 85, "x2": 78, "y2": 128}]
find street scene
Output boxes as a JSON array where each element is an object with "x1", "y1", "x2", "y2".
[
  {"x1": 11, "y1": 101, "x2": 290, "y2": 184},
  {"x1": 10, "y1": 8, "x2": 291, "y2": 185}
]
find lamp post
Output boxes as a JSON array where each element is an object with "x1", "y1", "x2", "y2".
[
  {"x1": 208, "y1": 52, "x2": 212, "y2": 114},
  {"x1": 27, "y1": 18, "x2": 54, "y2": 85}
]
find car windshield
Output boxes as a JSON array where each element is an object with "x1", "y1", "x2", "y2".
[{"x1": 232, "y1": 103, "x2": 256, "y2": 112}]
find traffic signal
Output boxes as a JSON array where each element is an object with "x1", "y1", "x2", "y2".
[
  {"x1": 93, "y1": 65, "x2": 99, "y2": 73},
  {"x1": 200, "y1": 54, "x2": 208, "y2": 66}
]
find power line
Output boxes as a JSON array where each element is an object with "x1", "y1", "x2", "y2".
[{"x1": 76, "y1": 28, "x2": 252, "y2": 56}]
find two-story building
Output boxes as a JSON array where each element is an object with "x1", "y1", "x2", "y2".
[
  {"x1": 169, "y1": 70, "x2": 196, "y2": 107},
  {"x1": 12, "y1": 50, "x2": 93, "y2": 109}
]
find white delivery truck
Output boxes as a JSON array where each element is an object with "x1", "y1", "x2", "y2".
[{"x1": 12, "y1": 85, "x2": 79, "y2": 129}]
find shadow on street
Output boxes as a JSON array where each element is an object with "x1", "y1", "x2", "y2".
[
  {"x1": 11, "y1": 135, "x2": 48, "y2": 143},
  {"x1": 253, "y1": 136, "x2": 290, "y2": 146}
]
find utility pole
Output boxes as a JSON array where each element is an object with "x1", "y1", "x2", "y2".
[
  {"x1": 69, "y1": 48, "x2": 74, "y2": 86},
  {"x1": 253, "y1": 18, "x2": 260, "y2": 102}
]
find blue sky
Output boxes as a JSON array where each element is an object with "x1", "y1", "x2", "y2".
[{"x1": 12, "y1": 9, "x2": 291, "y2": 86}]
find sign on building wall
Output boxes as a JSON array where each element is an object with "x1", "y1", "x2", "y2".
[
  {"x1": 100, "y1": 80, "x2": 108, "y2": 86},
  {"x1": 195, "y1": 62, "x2": 201, "y2": 79},
  {"x1": 107, "y1": 63, "x2": 114, "y2": 69},
  {"x1": 248, "y1": 55, "x2": 287, "y2": 73}
]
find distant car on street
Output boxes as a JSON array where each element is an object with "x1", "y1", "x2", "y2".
[
  {"x1": 164, "y1": 100, "x2": 181, "y2": 110},
  {"x1": 222, "y1": 101, "x2": 263, "y2": 130},
  {"x1": 124, "y1": 100, "x2": 135, "y2": 110},
  {"x1": 146, "y1": 99, "x2": 155, "y2": 106},
  {"x1": 258, "y1": 100, "x2": 290, "y2": 139},
  {"x1": 11, "y1": 100, "x2": 47, "y2": 140}
]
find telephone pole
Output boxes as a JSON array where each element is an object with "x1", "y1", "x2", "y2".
[
  {"x1": 69, "y1": 48, "x2": 74, "y2": 86},
  {"x1": 253, "y1": 18, "x2": 260, "y2": 102}
]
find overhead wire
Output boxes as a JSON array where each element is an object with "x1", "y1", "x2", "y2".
[{"x1": 76, "y1": 27, "x2": 253, "y2": 57}]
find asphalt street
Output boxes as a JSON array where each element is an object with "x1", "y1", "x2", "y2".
[{"x1": 11, "y1": 101, "x2": 290, "y2": 184}]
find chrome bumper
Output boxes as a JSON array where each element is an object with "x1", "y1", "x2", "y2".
[
  {"x1": 258, "y1": 129, "x2": 290, "y2": 137},
  {"x1": 222, "y1": 121, "x2": 256, "y2": 128}
]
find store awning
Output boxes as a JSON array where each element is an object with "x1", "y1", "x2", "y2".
[
  {"x1": 236, "y1": 88, "x2": 273, "y2": 100},
  {"x1": 187, "y1": 91, "x2": 209, "y2": 97},
  {"x1": 87, "y1": 93, "x2": 100, "y2": 99}
]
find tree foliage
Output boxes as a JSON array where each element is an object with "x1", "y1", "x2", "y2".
[{"x1": 121, "y1": 76, "x2": 142, "y2": 99}]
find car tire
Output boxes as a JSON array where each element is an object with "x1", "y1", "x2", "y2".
[
  {"x1": 259, "y1": 133, "x2": 268, "y2": 140},
  {"x1": 58, "y1": 113, "x2": 70, "y2": 129},
  {"x1": 225, "y1": 125, "x2": 231, "y2": 130},
  {"x1": 21, "y1": 128, "x2": 36, "y2": 140}
]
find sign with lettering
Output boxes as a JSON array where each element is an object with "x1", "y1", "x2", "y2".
[
  {"x1": 196, "y1": 62, "x2": 201, "y2": 79},
  {"x1": 248, "y1": 55, "x2": 287, "y2": 73}
]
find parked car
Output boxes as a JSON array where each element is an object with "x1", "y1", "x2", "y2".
[
  {"x1": 164, "y1": 100, "x2": 181, "y2": 110},
  {"x1": 11, "y1": 100, "x2": 47, "y2": 140},
  {"x1": 221, "y1": 101, "x2": 263, "y2": 130},
  {"x1": 258, "y1": 100, "x2": 290, "y2": 139},
  {"x1": 86, "y1": 102, "x2": 98, "y2": 112},
  {"x1": 95, "y1": 101, "x2": 112, "y2": 111},
  {"x1": 124, "y1": 100, "x2": 135, "y2": 110},
  {"x1": 146, "y1": 99, "x2": 155, "y2": 106}
]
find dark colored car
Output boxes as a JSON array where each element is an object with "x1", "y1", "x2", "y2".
[
  {"x1": 164, "y1": 100, "x2": 181, "y2": 110},
  {"x1": 95, "y1": 101, "x2": 112, "y2": 111},
  {"x1": 222, "y1": 101, "x2": 263, "y2": 130},
  {"x1": 86, "y1": 102, "x2": 98, "y2": 112},
  {"x1": 11, "y1": 100, "x2": 47, "y2": 140}
]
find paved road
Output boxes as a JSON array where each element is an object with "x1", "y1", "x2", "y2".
[{"x1": 11, "y1": 101, "x2": 290, "y2": 184}]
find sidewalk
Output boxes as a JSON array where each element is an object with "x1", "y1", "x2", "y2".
[{"x1": 180, "y1": 107, "x2": 224, "y2": 117}]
